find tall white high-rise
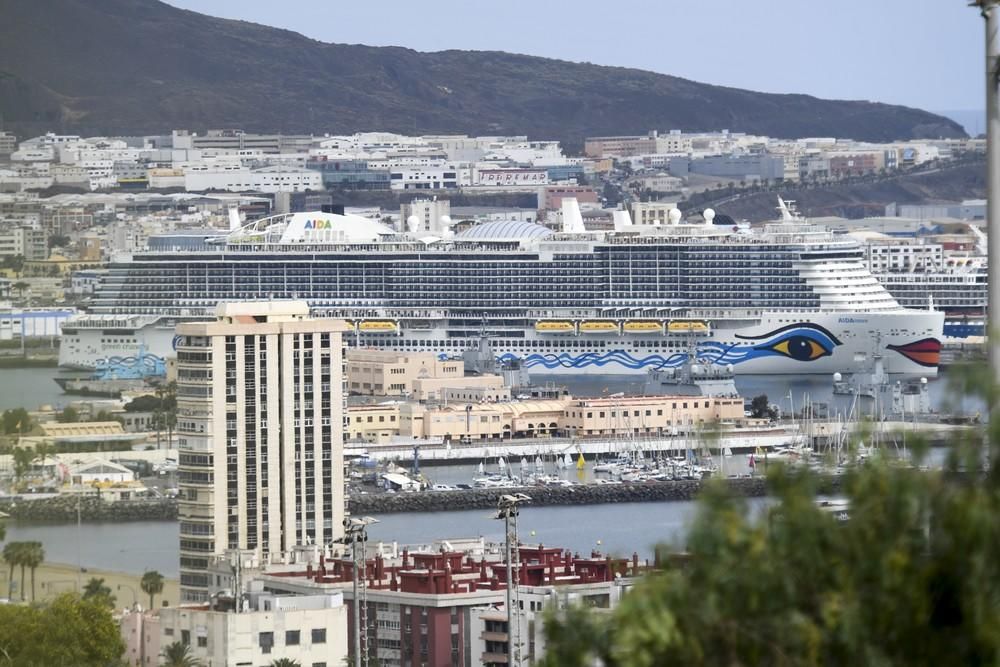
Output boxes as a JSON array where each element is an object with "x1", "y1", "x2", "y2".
[{"x1": 175, "y1": 301, "x2": 350, "y2": 603}]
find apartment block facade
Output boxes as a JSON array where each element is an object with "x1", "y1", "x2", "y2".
[{"x1": 175, "y1": 301, "x2": 351, "y2": 602}]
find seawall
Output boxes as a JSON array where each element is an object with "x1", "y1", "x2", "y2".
[
  {"x1": 0, "y1": 477, "x2": 845, "y2": 522},
  {"x1": 0, "y1": 496, "x2": 177, "y2": 522}
]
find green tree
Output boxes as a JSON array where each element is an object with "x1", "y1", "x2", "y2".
[
  {"x1": 1, "y1": 254, "x2": 25, "y2": 275},
  {"x1": 12, "y1": 281, "x2": 30, "y2": 300},
  {"x1": 161, "y1": 640, "x2": 202, "y2": 667},
  {"x1": 268, "y1": 659, "x2": 302, "y2": 667},
  {"x1": 57, "y1": 405, "x2": 81, "y2": 423},
  {"x1": 140, "y1": 570, "x2": 164, "y2": 611},
  {"x1": 21, "y1": 541, "x2": 44, "y2": 602},
  {"x1": 11, "y1": 447, "x2": 35, "y2": 485},
  {"x1": 749, "y1": 394, "x2": 777, "y2": 420},
  {"x1": 0, "y1": 592, "x2": 125, "y2": 666},
  {"x1": 1, "y1": 408, "x2": 32, "y2": 435},
  {"x1": 81, "y1": 577, "x2": 116, "y2": 608},
  {"x1": 539, "y1": 406, "x2": 1000, "y2": 666}
]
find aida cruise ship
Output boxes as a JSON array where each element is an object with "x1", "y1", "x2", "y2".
[{"x1": 60, "y1": 199, "x2": 944, "y2": 375}]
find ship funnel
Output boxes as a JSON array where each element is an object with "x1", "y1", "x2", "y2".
[
  {"x1": 612, "y1": 210, "x2": 632, "y2": 232},
  {"x1": 228, "y1": 207, "x2": 242, "y2": 231},
  {"x1": 561, "y1": 197, "x2": 585, "y2": 234}
]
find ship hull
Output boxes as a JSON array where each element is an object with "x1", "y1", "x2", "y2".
[{"x1": 60, "y1": 309, "x2": 943, "y2": 376}]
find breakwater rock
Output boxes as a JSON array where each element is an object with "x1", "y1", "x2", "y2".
[
  {"x1": 0, "y1": 495, "x2": 177, "y2": 522},
  {"x1": 349, "y1": 476, "x2": 835, "y2": 515}
]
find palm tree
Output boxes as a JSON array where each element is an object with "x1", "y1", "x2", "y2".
[
  {"x1": 22, "y1": 541, "x2": 43, "y2": 602},
  {"x1": 268, "y1": 659, "x2": 301, "y2": 667},
  {"x1": 161, "y1": 641, "x2": 202, "y2": 667},
  {"x1": 2, "y1": 541, "x2": 19, "y2": 599},
  {"x1": 140, "y1": 570, "x2": 164, "y2": 610},
  {"x1": 82, "y1": 577, "x2": 116, "y2": 608}
]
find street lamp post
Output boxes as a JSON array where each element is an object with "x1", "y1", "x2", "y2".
[{"x1": 495, "y1": 493, "x2": 531, "y2": 667}]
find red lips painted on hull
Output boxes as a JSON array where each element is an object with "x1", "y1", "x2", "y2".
[{"x1": 886, "y1": 338, "x2": 941, "y2": 368}]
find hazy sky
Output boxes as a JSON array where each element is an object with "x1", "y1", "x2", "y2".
[{"x1": 166, "y1": 0, "x2": 983, "y2": 114}]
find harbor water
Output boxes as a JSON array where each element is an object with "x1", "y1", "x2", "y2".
[{"x1": 1, "y1": 498, "x2": 780, "y2": 579}]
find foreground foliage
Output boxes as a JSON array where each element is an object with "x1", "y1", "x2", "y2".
[
  {"x1": 541, "y1": 373, "x2": 1000, "y2": 666},
  {"x1": 0, "y1": 593, "x2": 124, "y2": 665}
]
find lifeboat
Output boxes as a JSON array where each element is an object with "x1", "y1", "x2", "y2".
[
  {"x1": 535, "y1": 320, "x2": 576, "y2": 333},
  {"x1": 622, "y1": 320, "x2": 663, "y2": 334},
  {"x1": 578, "y1": 320, "x2": 620, "y2": 333},
  {"x1": 668, "y1": 320, "x2": 709, "y2": 334},
  {"x1": 358, "y1": 320, "x2": 398, "y2": 332}
]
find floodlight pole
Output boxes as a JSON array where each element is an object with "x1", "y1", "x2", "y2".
[{"x1": 976, "y1": 1, "x2": 1000, "y2": 404}]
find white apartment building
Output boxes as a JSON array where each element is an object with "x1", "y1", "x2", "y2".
[
  {"x1": 156, "y1": 587, "x2": 348, "y2": 667},
  {"x1": 388, "y1": 165, "x2": 463, "y2": 191},
  {"x1": 630, "y1": 201, "x2": 680, "y2": 226},
  {"x1": 175, "y1": 301, "x2": 351, "y2": 602},
  {"x1": 400, "y1": 198, "x2": 451, "y2": 234},
  {"x1": 184, "y1": 164, "x2": 322, "y2": 193},
  {"x1": 0, "y1": 225, "x2": 47, "y2": 259}
]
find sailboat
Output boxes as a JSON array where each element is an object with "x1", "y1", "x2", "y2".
[{"x1": 576, "y1": 452, "x2": 586, "y2": 470}]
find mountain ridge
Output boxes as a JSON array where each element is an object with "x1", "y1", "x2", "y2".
[{"x1": 0, "y1": 0, "x2": 966, "y2": 148}]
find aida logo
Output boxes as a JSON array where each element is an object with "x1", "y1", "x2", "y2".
[{"x1": 303, "y1": 219, "x2": 333, "y2": 230}]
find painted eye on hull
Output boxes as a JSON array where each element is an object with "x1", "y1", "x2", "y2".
[
  {"x1": 766, "y1": 336, "x2": 830, "y2": 361},
  {"x1": 736, "y1": 323, "x2": 841, "y2": 363}
]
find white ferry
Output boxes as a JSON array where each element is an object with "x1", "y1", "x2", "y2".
[{"x1": 60, "y1": 199, "x2": 944, "y2": 375}]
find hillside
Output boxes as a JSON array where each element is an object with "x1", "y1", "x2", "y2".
[
  {"x1": 0, "y1": 0, "x2": 965, "y2": 147},
  {"x1": 699, "y1": 158, "x2": 986, "y2": 222}
]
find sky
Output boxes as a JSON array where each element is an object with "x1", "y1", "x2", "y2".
[{"x1": 166, "y1": 0, "x2": 984, "y2": 122}]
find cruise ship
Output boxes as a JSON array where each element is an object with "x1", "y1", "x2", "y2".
[{"x1": 60, "y1": 199, "x2": 944, "y2": 376}]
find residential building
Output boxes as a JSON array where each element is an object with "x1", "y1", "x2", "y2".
[
  {"x1": 346, "y1": 404, "x2": 401, "y2": 443},
  {"x1": 174, "y1": 300, "x2": 351, "y2": 602},
  {"x1": 630, "y1": 201, "x2": 680, "y2": 227},
  {"x1": 237, "y1": 538, "x2": 644, "y2": 667},
  {"x1": 0, "y1": 225, "x2": 47, "y2": 260},
  {"x1": 563, "y1": 395, "x2": 744, "y2": 436},
  {"x1": 584, "y1": 132, "x2": 659, "y2": 158},
  {"x1": 687, "y1": 154, "x2": 785, "y2": 181},
  {"x1": 389, "y1": 165, "x2": 460, "y2": 191},
  {"x1": 0, "y1": 132, "x2": 16, "y2": 158},
  {"x1": 184, "y1": 165, "x2": 322, "y2": 193},
  {"x1": 399, "y1": 199, "x2": 452, "y2": 235},
  {"x1": 346, "y1": 348, "x2": 462, "y2": 396},
  {"x1": 119, "y1": 609, "x2": 161, "y2": 667},
  {"x1": 157, "y1": 583, "x2": 348, "y2": 667},
  {"x1": 538, "y1": 185, "x2": 598, "y2": 210},
  {"x1": 187, "y1": 129, "x2": 314, "y2": 154},
  {"x1": 306, "y1": 158, "x2": 391, "y2": 190}
]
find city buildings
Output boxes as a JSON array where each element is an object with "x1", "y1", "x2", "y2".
[
  {"x1": 174, "y1": 300, "x2": 351, "y2": 603},
  {"x1": 346, "y1": 349, "x2": 463, "y2": 396}
]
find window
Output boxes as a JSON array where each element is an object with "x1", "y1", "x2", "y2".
[
  {"x1": 164, "y1": 628, "x2": 174, "y2": 636},
  {"x1": 312, "y1": 628, "x2": 327, "y2": 644},
  {"x1": 259, "y1": 631, "x2": 274, "y2": 654},
  {"x1": 181, "y1": 630, "x2": 190, "y2": 646},
  {"x1": 197, "y1": 636, "x2": 207, "y2": 648},
  {"x1": 286, "y1": 630, "x2": 300, "y2": 646}
]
